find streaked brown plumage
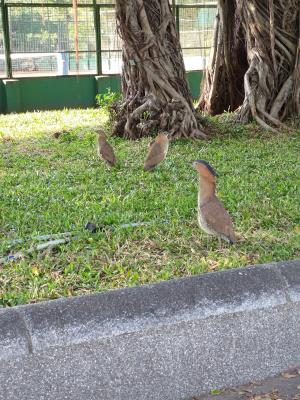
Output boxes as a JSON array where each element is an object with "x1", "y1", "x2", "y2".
[
  {"x1": 144, "y1": 133, "x2": 169, "y2": 171},
  {"x1": 148, "y1": 139, "x2": 155, "y2": 148},
  {"x1": 97, "y1": 130, "x2": 116, "y2": 167},
  {"x1": 193, "y1": 160, "x2": 236, "y2": 244}
]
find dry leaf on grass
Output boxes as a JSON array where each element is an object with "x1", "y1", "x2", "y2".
[
  {"x1": 251, "y1": 392, "x2": 280, "y2": 400},
  {"x1": 282, "y1": 372, "x2": 298, "y2": 379},
  {"x1": 239, "y1": 389, "x2": 253, "y2": 394}
]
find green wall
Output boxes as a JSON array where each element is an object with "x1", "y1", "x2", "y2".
[
  {"x1": 0, "y1": 71, "x2": 202, "y2": 114},
  {"x1": 186, "y1": 70, "x2": 203, "y2": 99},
  {"x1": 0, "y1": 80, "x2": 5, "y2": 112}
]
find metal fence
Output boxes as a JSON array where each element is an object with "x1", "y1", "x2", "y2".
[{"x1": 0, "y1": 0, "x2": 217, "y2": 78}]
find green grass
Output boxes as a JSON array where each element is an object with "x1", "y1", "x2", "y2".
[{"x1": 0, "y1": 109, "x2": 299, "y2": 307}]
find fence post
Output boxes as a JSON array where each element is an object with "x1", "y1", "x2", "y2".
[
  {"x1": 1, "y1": 0, "x2": 12, "y2": 78},
  {"x1": 57, "y1": 52, "x2": 69, "y2": 75},
  {"x1": 175, "y1": 5, "x2": 180, "y2": 37},
  {"x1": 171, "y1": 1, "x2": 179, "y2": 36},
  {"x1": 171, "y1": 0, "x2": 175, "y2": 13},
  {"x1": 93, "y1": 0, "x2": 102, "y2": 75}
]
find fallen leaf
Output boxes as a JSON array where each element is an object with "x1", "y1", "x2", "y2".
[
  {"x1": 282, "y1": 372, "x2": 298, "y2": 379},
  {"x1": 31, "y1": 266, "x2": 39, "y2": 276},
  {"x1": 239, "y1": 389, "x2": 253, "y2": 394}
]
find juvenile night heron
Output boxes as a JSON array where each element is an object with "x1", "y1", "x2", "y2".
[
  {"x1": 144, "y1": 133, "x2": 169, "y2": 171},
  {"x1": 97, "y1": 130, "x2": 117, "y2": 167},
  {"x1": 193, "y1": 160, "x2": 236, "y2": 245}
]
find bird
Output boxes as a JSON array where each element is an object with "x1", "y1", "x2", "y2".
[
  {"x1": 97, "y1": 130, "x2": 117, "y2": 167},
  {"x1": 193, "y1": 160, "x2": 236, "y2": 244},
  {"x1": 144, "y1": 133, "x2": 169, "y2": 171}
]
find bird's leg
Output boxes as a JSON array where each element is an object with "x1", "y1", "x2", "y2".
[
  {"x1": 206, "y1": 235, "x2": 212, "y2": 251},
  {"x1": 218, "y1": 236, "x2": 223, "y2": 250}
]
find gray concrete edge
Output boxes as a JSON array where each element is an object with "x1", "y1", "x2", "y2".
[{"x1": 1, "y1": 259, "x2": 299, "y2": 362}]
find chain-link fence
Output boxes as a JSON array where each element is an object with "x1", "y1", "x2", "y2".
[{"x1": 0, "y1": 0, "x2": 217, "y2": 78}]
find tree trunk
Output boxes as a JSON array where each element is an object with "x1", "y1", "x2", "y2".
[
  {"x1": 113, "y1": 0, "x2": 206, "y2": 139},
  {"x1": 198, "y1": 1, "x2": 248, "y2": 115},
  {"x1": 199, "y1": 0, "x2": 300, "y2": 130}
]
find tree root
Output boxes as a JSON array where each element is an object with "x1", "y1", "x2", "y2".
[{"x1": 199, "y1": 0, "x2": 300, "y2": 130}]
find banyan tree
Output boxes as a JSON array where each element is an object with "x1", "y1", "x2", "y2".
[
  {"x1": 113, "y1": 0, "x2": 207, "y2": 139},
  {"x1": 199, "y1": 0, "x2": 300, "y2": 130}
]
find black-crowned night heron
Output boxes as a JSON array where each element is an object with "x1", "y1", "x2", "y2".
[
  {"x1": 144, "y1": 133, "x2": 169, "y2": 171},
  {"x1": 97, "y1": 130, "x2": 117, "y2": 167}
]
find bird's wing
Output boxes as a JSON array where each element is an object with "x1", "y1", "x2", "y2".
[
  {"x1": 201, "y1": 198, "x2": 236, "y2": 243},
  {"x1": 99, "y1": 142, "x2": 116, "y2": 166},
  {"x1": 144, "y1": 142, "x2": 165, "y2": 170}
]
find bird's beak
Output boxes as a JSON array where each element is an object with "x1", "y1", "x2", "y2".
[{"x1": 192, "y1": 161, "x2": 198, "y2": 169}]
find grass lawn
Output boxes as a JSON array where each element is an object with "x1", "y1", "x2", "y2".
[{"x1": 0, "y1": 108, "x2": 299, "y2": 307}]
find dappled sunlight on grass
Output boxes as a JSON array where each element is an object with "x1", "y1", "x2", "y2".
[
  {"x1": 0, "y1": 109, "x2": 299, "y2": 306},
  {"x1": 0, "y1": 108, "x2": 108, "y2": 141}
]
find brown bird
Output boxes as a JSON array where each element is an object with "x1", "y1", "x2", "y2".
[
  {"x1": 144, "y1": 133, "x2": 169, "y2": 171},
  {"x1": 97, "y1": 130, "x2": 117, "y2": 167},
  {"x1": 193, "y1": 160, "x2": 236, "y2": 244}
]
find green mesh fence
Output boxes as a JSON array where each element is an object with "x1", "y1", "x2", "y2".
[
  {"x1": 0, "y1": 14, "x2": 5, "y2": 76},
  {"x1": 179, "y1": 6, "x2": 216, "y2": 70},
  {"x1": 100, "y1": 6, "x2": 121, "y2": 74},
  {"x1": 0, "y1": 1, "x2": 217, "y2": 78},
  {"x1": 7, "y1": 5, "x2": 97, "y2": 76}
]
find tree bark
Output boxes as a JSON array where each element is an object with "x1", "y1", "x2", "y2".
[
  {"x1": 113, "y1": 0, "x2": 206, "y2": 139},
  {"x1": 198, "y1": 1, "x2": 248, "y2": 115},
  {"x1": 199, "y1": 0, "x2": 300, "y2": 130}
]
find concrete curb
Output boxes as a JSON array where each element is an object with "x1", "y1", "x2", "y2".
[{"x1": 1, "y1": 259, "x2": 300, "y2": 400}]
